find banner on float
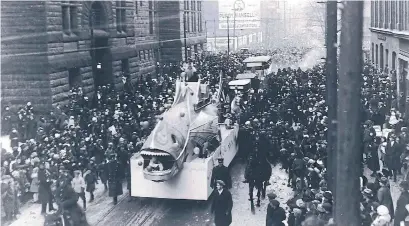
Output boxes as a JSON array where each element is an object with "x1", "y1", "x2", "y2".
[{"x1": 218, "y1": 0, "x2": 260, "y2": 30}]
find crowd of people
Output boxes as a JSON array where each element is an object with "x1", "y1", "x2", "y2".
[{"x1": 1, "y1": 47, "x2": 409, "y2": 226}]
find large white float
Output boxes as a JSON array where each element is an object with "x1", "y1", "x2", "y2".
[{"x1": 130, "y1": 77, "x2": 239, "y2": 200}]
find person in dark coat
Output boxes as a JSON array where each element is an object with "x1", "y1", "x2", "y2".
[
  {"x1": 38, "y1": 162, "x2": 55, "y2": 214},
  {"x1": 377, "y1": 177, "x2": 394, "y2": 219},
  {"x1": 107, "y1": 153, "x2": 123, "y2": 205},
  {"x1": 394, "y1": 181, "x2": 409, "y2": 226},
  {"x1": 211, "y1": 180, "x2": 233, "y2": 226},
  {"x1": 385, "y1": 134, "x2": 402, "y2": 182},
  {"x1": 266, "y1": 199, "x2": 286, "y2": 226},
  {"x1": 83, "y1": 169, "x2": 97, "y2": 202},
  {"x1": 55, "y1": 177, "x2": 89, "y2": 226},
  {"x1": 211, "y1": 158, "x2": 232, "y2": 189}
]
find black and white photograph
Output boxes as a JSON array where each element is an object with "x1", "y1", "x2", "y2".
[{"x1": 0, "y1": 0, "x2": 408, "y2": 225}]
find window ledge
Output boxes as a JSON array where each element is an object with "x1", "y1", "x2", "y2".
[{"x1": 62, "y1": 33, "x2": 81, "y2": 42}]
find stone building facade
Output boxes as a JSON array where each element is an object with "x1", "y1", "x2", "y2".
[
  {"x1": 369, "y1": 0, "x2": 409, "y2": 114},
  {"x1": 158, "y1": 0, "x2": 206, "y2": 63},
  {"x1": 1, "y1": 1, "x2": 161, "y2": 111}
]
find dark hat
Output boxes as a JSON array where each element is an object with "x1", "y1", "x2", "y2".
[
  {"x1": 267, "y1": 192, "x2": 277, "y2": 200},
  {"x1": 217, "y1": 157, "x2": 224, "y2": 162},
  {"x1": 380, "y1": 177, "x2": 388, "y2": 185},
  {"x1": 323, "y1": 191, "x2": 332, "y2": 200},
  {"x1": 400, "y1": 181, "x2": 409, "y2": 190}
]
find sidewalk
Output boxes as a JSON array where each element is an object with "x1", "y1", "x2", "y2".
[{"x1": 6, "y1": 181, "x2": 129, "y2": 226}]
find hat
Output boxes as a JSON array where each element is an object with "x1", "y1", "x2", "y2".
[
  {"x1": 267, "y1": 192, "x2": 277, "y2": 200},
  {"x1": 323, "y1": 191, "x2": 332, "y2": 200},
  {"x1": 296, "y1": 199, "x2": 305, "y2": 208},
  {"x1": 376, "y1": 205, "x2": 389, "y2": 216},
  {"x1": 216, "y1": 180, "x2": 225, "y2": 187},
  {"x1": 217, "y1": 158, "x2": 224, "y2": 162},
  {"x1": 363, "y1": 188, "x2": 373, "y2": 196},
  {"x1": 380, "y1": 177, "x2": 388, "y2": 185},
  {"x1": 400, "y1": 181, "x2": 409, "y2": 190}
]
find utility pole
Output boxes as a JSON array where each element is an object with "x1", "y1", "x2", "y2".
[
  {"x1": 334, "y1": 1, "x2": 363, "y2": 226},
  {"x1": 214, "y1": 19, "x2": 217, "y2": 52},
  {"x1": 183, "y1": 14, "x2": 188, "y2": 62},
  {"x1": 324, "y1": 0, "x2": 338, "y2": 195},
  {"x1": 283, "y1": 0, "x2": 287, "y2": 37},
  {"x1": 233, "y1": 1, "x2": 237, "y2": 51},
  {"x1": 227, "y1": 16, "x2": 230, "y2": 57}
]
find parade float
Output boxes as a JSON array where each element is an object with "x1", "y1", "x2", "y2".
[{"x1": 130, "y1": 75, "x2": 239, "y2": 200}]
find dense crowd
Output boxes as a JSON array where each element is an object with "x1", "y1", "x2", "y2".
[{"x1": 1, "y1": 47, "x2": 409, "y2": 226}]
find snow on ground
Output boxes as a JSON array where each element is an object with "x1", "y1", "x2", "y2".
[
  {"x1": 229, "y1": 162, "x2": 293, "y2": 226},
  {"x1": 7, "y1": 182, "x2": 128, "y2": 226}
]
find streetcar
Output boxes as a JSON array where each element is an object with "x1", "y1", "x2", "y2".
[
  {"x1": 243, "y1": 55, "x2": 274, "y2": 80},
  {"x1": 130, "y1": 77, "x2": 239, "y2": 200}
]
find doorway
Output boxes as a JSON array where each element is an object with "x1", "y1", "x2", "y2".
[
  {"x1": 91, "y1": 38, "x2": 113, "y2": 88},
  {"x1": 90, "y1": 1, "x2": 112, "y2": 89}
]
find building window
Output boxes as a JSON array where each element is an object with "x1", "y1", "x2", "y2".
[
  {"x1": 144, "y1": 50, "x2": 147, "y2": 60},
  {"x1": 385, "y1": 49, "x2": 389, "y2": 70},
  {"x1": 116, "y1": 1, "x2": 127, "y2": 32},
  {"x1": 139, "y1": 51, "x2": 143, "y2": 60},
  {"x1": 148, "y1": 0, "x2": 156, "y2": 35},
  {"x1": 135, "y1": 1, "x2": 138, "y2": 12},
  {"x1": 371, "y1": 43, "x2": 374, "y2": 63},
  {"x1": 375, "y1": 44, "x2": 379, "y2": 66},
  {"x1": 198, "y1": 1, "x2": 202, "y2": 32},
  {"x1": 392, "y1": 51, "x2": 397, "y2": 70},
  {"x1": 68, "y1": 68, "x2": 81, "y2": 89},
  {"x1": 61, "y1": 1, "x2": 78, "y2": 35}
]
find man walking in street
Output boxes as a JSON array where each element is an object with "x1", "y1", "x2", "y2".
[
  {"x1": 107, "y1": 153, "x2": 123, "y2": 205},
  {"x1": 211, "y1": 158, "x2": 232, "y2": 189},
  {"x1": 38, "y1": 162, "x2": 55, "y2": 214}
]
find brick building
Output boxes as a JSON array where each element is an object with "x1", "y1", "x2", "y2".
[
  {"x1": 1, "y1": 1, "x2": 161, "y2": 111},
  {"x1": 158, "y1": 0, "x2": 206, "y2": 63},
  {"x1": 369, "y1": 0, "x2": 409, "y2": 113}
]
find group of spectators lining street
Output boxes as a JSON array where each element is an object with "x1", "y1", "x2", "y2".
[{"x1": 2, "y1": 47, "x2": 408, "y2": 226}]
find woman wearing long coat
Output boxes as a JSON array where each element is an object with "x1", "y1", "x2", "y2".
[
  {"x1": 211, "y1": 180, "x2": 233, "y2": 226},
  {"x1": 367, "y1": 142, "x2": 380, "y2": 175},
  {"x1": 385, "y1": 136, "x2": 402, "y2": 181}
]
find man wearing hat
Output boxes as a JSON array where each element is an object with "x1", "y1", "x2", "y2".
[
  {"x1": 266, "y1": 198, "x2": 286, "y2": 226},
  {"x1": 107, "y1": 153, "x2": 123, "y2": 205},
  {"x1": 210, "y1": 180, "x2": 233, "y2": 226},
  {"x1": 211, "y1": 158, "x2": 232, "y2": 189},
  {"x1": 377, "y1": 177, "x2": 394, "y2": 219},
  {"x1": 38, "y1": 162, "x2": 55, "y2": 214},
  {"x1": 394, "y1": 181, "x2": 409, "y2": 226}
]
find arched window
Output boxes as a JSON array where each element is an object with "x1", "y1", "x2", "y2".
[
  {"x1": 90, "y1": 2, "x2": 106, "y2": 30},
  {"x1": 375, "y1": 44, "x2": 379, "y2": 66},
  {"x1": 392, "y1": 51, "x2": 397, "y2": 70}
]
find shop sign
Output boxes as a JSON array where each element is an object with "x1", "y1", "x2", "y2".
[{"x1": 377, "y1": 34, "x2": 386, "y2": 41}]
